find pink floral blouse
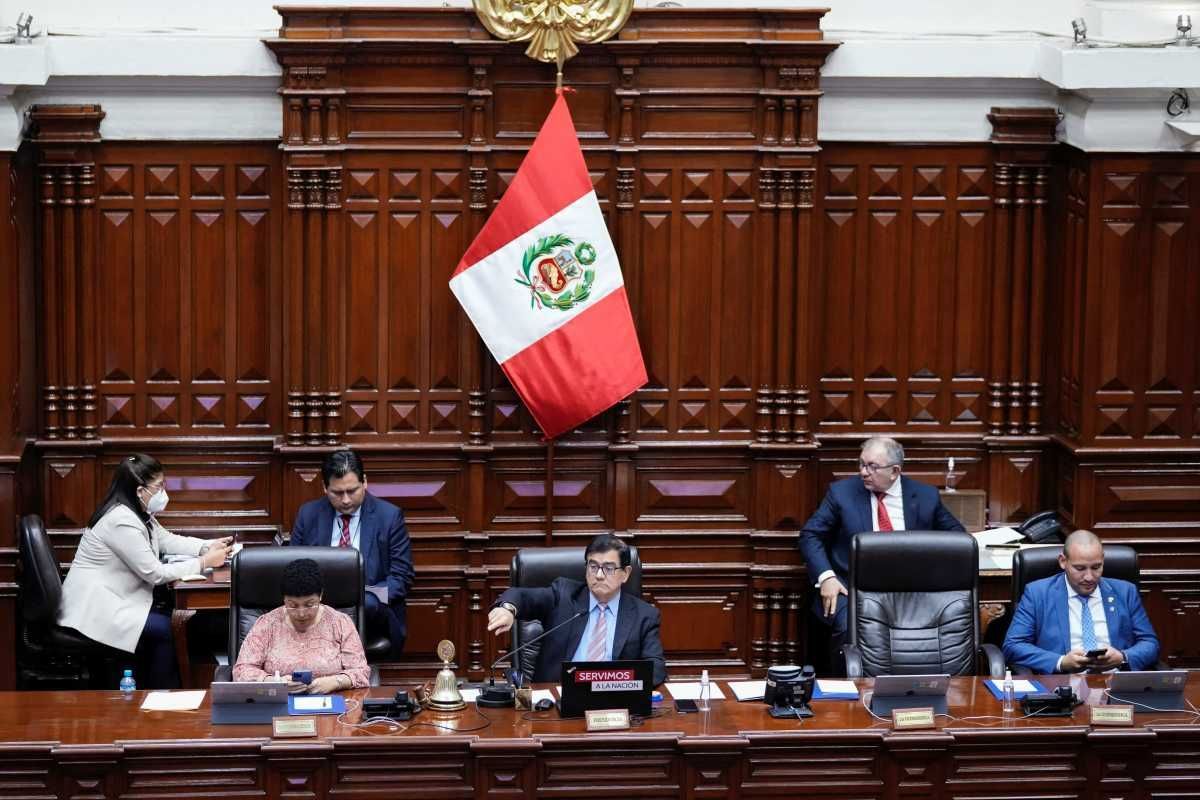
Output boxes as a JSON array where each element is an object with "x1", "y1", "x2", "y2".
[{"x1": 232, "y1": 605, "x2": 370, "y2": 688}]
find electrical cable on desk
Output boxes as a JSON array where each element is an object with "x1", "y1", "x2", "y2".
[
  {"x1": 1100, "y1": 690, "x2": 1200, "y2": 720},
  {"x1": 407, "y1": 706, "x2": 492, "y2": 733},
  {"x1": 336, "y1": 698, "x2": 409, "y2": 735}
]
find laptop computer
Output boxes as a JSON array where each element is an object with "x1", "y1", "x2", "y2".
[
  {"x1": 1106, "y1": 670, "x2": 1190, "y2": 712},
  {"x1": 211, "y1": 681, "x2": 289, "y2": 724},
  {"x1": 870, "y1": 674, "x2": 951, "y2": 716},
  {"x1": 558, "y1": 660, "x2": 654, "y2": 718}
]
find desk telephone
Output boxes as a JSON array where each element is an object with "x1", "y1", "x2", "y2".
[{"x1": 362, "y1": 689, "x2": 422, "y2": 721}]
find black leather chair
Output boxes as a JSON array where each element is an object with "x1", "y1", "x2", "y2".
[
  {"x1": 985, "y1": 543, "x2": 1140, "y2": 650},
  {"x1": 214, "y1": 546, "x2": 379, "y2": 685},
  {"x1": 843, "y1": 530, "x2": 1005, "y2": 679},
  {"x1": 507, "y1": 545, "x2": 642, "y2": 684},
  {"x1": 18, "y1": 514, "x2": 118, "y2": 685}
]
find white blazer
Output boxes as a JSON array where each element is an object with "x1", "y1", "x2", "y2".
[{"x1": 58, "y1": 504, "x2": 206, "y2": 653}]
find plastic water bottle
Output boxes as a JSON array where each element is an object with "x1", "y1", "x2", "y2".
[
  {"x1": 1002, "y1": 669, "x2": 1015, "y2": 714},
  {"x1": 698, "y1": 669, "x2": 711, "y2": 712},
  {"x1": 119, "y1": 669, "x2": 136, "y2": 697}
]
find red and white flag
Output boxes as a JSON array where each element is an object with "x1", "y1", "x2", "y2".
[{"x1": 450, "y1": 94, "x2": 646, "y2": 439}]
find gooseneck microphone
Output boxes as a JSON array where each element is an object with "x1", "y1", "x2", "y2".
[{"x1": 478, "y1": 608, "x2": 588, "y2": 708}]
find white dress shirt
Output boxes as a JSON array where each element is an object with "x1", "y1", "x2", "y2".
[
  {"x1": 1054, "y1": 582, "x2": 1112, "y2": 672},
  {"x1": 328, "y1": 505, "x2": 362, "y2": 549}
]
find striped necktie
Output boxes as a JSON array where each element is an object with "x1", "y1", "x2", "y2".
[{"x1": 585, "y1": 603, "x2": 609, "y2": 660}]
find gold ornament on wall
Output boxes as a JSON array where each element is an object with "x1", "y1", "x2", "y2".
[{"x1": 473, "y1": 0, "x2": 634, "y2": 85}]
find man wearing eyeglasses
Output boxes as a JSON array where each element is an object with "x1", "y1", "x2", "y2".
[
  {"x1": 798, "y1": 436, "x2": 965, "y2": 658},
  {"x1": 486, "y1": 533, "x2": 666, "y2": 686}
]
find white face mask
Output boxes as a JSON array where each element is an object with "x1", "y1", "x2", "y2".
[{"x1": 144, "y1": 486, "x2": 169, "y2": 514}]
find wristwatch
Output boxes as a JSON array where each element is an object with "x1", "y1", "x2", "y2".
[{"x1": 497, "y1": 601, "x2": 518, "y2": 616}]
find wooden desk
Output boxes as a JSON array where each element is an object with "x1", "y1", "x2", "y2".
[
  {"x1": 3, "y1": 676, "x2": 1200, "y2": 799},
  {"x1": 171, "y1": 567, "x2": 230, "y2": 688}
]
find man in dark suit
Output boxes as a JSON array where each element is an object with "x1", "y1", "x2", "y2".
[
  {"x1": 798, "y1": 436, "x2": 965, "y2": 655},
  {"x1": 1003, "y1": 530, "x2": 1158, "y2": 673},
  {"x1": 290, "y1": 450, "x2": 414, "y2": 657},
  {"x1": 486, "y1": 533, "x2": 666, "y2": 686}
]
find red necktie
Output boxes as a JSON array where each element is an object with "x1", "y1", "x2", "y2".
[
  {"x1": 338, "y1": 514, "x2": 352, "y2": 548},
  {"x1": 875, "y1": 493, "x2": 894, "y2": 532}
]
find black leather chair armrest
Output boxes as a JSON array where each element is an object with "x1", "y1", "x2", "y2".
[
  {"x1": 978, "y1": 643, "x2": 1006, "y2": 678},
  {"x1": 842, "y1": 643, "x2": 864, "y2": 679}
]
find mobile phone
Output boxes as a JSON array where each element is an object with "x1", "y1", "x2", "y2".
[
  {"x1": 674, "y1": 699, "x2": 699, "y2": 713},
  {"x1": 1085, "y1": 648, "x2": 1107, "y2": 660}
]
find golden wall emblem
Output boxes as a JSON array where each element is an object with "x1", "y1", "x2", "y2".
[{"x1": 472, "y1": 0, "x2": 634, "y2": 67}]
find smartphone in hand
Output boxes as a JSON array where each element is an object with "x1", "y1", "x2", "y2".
[{"x1": 1085, "y1": 648, "x2": 1107, "y2": 660}]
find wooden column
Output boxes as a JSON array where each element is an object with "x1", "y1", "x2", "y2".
[
  {"x1": 279, "y1": 64, "x2": 347, "y2": 447},
  {"x1": 985, "y1": 107, "x2": 1059, "y2": 525},
  {"x1": 28, "y1": 106, "x2": 105, "y2": 442}
]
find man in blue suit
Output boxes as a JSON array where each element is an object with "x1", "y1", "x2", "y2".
[
  {"x1": 291, "y1": 450, "x2": 414, "y2": 657},
  {"x1": 486, "y1": 534, "x2": 666, "y2": 686},
  {"x1": 798, "y1": 437, "x2": 965, "y2": 655},
  {"x1": 1003, "y1": 530, "x2": 1158, "y2": 673}
]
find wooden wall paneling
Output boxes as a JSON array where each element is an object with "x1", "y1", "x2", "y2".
[
  {"x1": 88, "y1": 144, "x2": 283, "y2": 440},
  {"x1": 1078, "y1": 155, "x2": 1199, "y2": 444},
  {"x1": 814, "y1": 145, "x2": 993, "y2": 433}
]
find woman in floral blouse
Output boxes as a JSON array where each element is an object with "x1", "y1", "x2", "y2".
[{"x1": 233, "y1": 558, "x2": 370, "y2": 692}]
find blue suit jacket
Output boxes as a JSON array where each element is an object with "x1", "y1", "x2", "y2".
[
  {"x1": 290, "y1": 492, "x2": 414, "y2": 628},
  {"x1": 1002, "y1": 573, "x2": 1159, "y2": 674},
  {"x1": 498, "y1": 577, "x2": 667, "y2": 687},
  {"x1": 797, "y1": 475, "x2": 965, "y2": 583}
]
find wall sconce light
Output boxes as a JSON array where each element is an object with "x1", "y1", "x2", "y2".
[
  {"x1": 1177, "y1": 15, "x2": 1193, "y2": 47},
  {"x1": 1071, "y1": 18, "x2": 1093, "y2": 48}
]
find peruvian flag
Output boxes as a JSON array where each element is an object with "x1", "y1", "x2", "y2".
[{"x1": 450, "y1": 93, "x2": 646, "y2": 439}]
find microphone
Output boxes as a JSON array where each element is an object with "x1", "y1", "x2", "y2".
[{"x1": 478, "y1": 608, "x2": 587, "y2": 708}]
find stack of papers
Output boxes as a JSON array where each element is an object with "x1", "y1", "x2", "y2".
[
  {"x1": 141, "y1": 690, "x2": 207, "y2": 711},
  {"x1": 813, "y1": 679, "x2": 859, "y2": 700},
  {"x1": 728, "y1": 680, "x2": 766, "y2": 701},
  {"x1": 983, "y1": 678, "x2": 1044, "y2": 700},
  {"x1": 665, "y1": 682, "x2": 727, "y2": 701}
]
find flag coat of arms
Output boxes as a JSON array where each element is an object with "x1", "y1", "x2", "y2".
[{"x1": 450, "y1": 94, "x2": 647, "y2": 439}]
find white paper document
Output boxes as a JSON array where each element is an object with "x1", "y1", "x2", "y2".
[
  {"x1": 727, "y1": 680, "x2": 766, "y2": 701},
  {"x1": 816, "y1": 679, "x2": 859, "y2": 695},
  {"x1": 665, "y1": 682, "x2": 727, "y2": 701},
  {"x1": 973, "y1": 527, "x2": 1024, "y2": 547},
  {"x1": 532, "y1": 689, "x2": 556, "y2": 703},
  {"x1": 140, "y1": 690, "x2": 207, "y2": 711},
  {"x1": 459, "y1": 688, "x2": 480, "y2": 702},
  {"x1": 292, "y1": 696, "x2": 333, "y2": 711},
  {"x1": 177, "y1": 574, "x2": 207, "y2": 582}
]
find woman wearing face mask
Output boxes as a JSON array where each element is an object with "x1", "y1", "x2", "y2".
[
  {"x1": 58, "y1": 453, "x2": 231, "y2": 688},
  {"x1": 232, "y1": 558, "x2": 370, "y2": 693}
]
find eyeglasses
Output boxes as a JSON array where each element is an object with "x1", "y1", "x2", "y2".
[
  {"x1": 143, "y1": 481, "x2": 165, "y2": 493},
  {"x1": 586, "y1": 561, "x2": 622, "y2": 578},
  {"x1": 285, "y1": 600, "x2": 321, "y2": 611},
  {"x1": 859, "y1": 461, "x2": 898, "y2": 474}
]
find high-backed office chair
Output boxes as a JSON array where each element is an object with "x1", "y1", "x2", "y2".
[
  {"x1": 214, "y1": 545, "x2": 379, "y2": 684},
  {"x1": 17, "y1": 514, "x2": 117, "y2": 686},
  {"x1": 843, "y1": 530, "x2": 1005, "y2": 679},
  {"x1": 984, "y1": 543, "x2": 1140, "y2": 650},
  {"x1": 507, "y1": 545, "x2": 642, "y2": 684}
]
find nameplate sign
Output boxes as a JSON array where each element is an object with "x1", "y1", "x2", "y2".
[
  {"x1": 1090, "y1": 705, "x2": 1134, "y2": 727},
  {"x1": 892, "y1": 707, "x2": 936, "y2": 730},
  {"x1": 585, "y1": 709, "x2": 631, "y2": 732},
  {"x1": 272, "y1": 716, "x2": 318, "y2": 738}
]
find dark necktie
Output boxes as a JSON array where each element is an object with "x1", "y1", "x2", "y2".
[{"x1": 338, "y1": 514, "x2": 352, "y2": 548}]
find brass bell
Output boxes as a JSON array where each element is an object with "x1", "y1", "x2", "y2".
[{"x1": 427, "y1": 639, "x2": 465, "y2": 712}]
